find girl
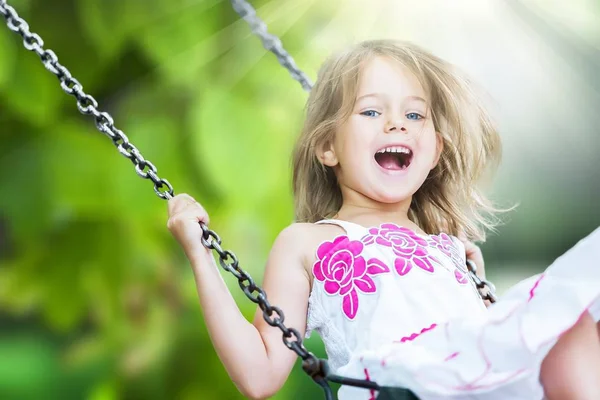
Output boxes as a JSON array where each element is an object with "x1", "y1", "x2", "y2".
[{"x1": 167, "y1": 40, "x2": 600, "y2": 399}]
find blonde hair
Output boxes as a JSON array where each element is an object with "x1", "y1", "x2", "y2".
[{"x1": 292, "y1": 39, "x2": 505, "y2": 242}]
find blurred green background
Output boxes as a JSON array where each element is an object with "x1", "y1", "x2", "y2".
[{"x1": 0, "y1": 0, "x2": 598, "y2": 399}]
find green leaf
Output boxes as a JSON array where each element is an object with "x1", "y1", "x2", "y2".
[
  {"x1": 0, "y1": 336, "x2": 59, "y2": 399},
  {"x1": 41, "y1": 119, "x2": 119, "y2": 216},
  {"x1": 190, "y1": 84, "x2": 282, "y2": 205},
  {"x1": 1, "y1": 219, "x2": 132, "y2": 332},
  {"x1": 52, "y1": 118, "x2": 151, "y2": 215},
  {"x1": 86, "y1": 379, "x2": 119, "y2": 400},
  {"x1": 110, "y1": 112, "x2": 180, "y2": 219},
  {"x1": 133, "y1": 0, "x2": 220, "y2": 85},
  {"x1": 77, "y1": 0, "x2": 131, "y2": 61},
  {"x1": 0, "y1": 135, "x2": 53, "y2": 243},
  {"x1": 2, "y1": 0, "x2": 114, "y2": 124},
  {"x1": 1, "y1": 48, "x2": 64, "y2": 125}
]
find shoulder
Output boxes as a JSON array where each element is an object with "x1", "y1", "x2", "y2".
[{"x1": 271, "y1": 222, "x2": 348, "y2": 270}]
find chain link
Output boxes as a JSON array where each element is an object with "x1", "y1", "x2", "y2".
[
  {"x1": 229, "y1": 0, "x2": 313, "y2": 92},
  {"x1": 0, "y1": 0, "x2": 174, "y2": 200},
  {"x1": 466, "y1": 260, "x2": 498, "y2": 303},
  {"x1": 197, "y1": 221, "x2": 314, "y2": 361},
  {"x1": 0, "y1": 0, "x2": 317, "y2": 367}
]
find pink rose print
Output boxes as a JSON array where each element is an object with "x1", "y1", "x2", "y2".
[
  {"x1": 454, "y1": 269, "x2": 469, "y2": 284},
  {"x1": 313, "y1": 236, "x2": 390, "y2": 319},
  {"x1": 428, "y1": 233, "x2": 468, "y2": 285},
  {"x1": 362, "y1": 224, "x2": 436, "y2": 276}
]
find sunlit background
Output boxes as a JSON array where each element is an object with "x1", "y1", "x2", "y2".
[{"x1": 1, "y1": 0, "x2": 599, "y2": 399}]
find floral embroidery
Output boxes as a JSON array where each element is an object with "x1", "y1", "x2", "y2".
[
  {"x1": 428, "y1": 233, "x2": 469, "y2": 285},
  {"x1": 454, "y1": 269, "x2": 469, "y2": 284},
  {"x1": 362, "y1": 223, "x2": 437, "y2": 276},
  {"x1": 313, "y1": 236, "x2": 390, "y2": 319},
  {"x1": 428, "y1": 233, "x2": 466, "y2": 270}
]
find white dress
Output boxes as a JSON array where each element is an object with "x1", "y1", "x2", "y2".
[{"x1": 305, "y1": 219, "x2": 600, "y2": 400}]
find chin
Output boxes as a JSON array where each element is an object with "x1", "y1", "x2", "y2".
[{"x1": 371, "y1": 188, "x2": 416, "y2": 205}]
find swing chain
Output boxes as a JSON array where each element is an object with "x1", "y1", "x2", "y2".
[
  {"x1": 466, "y1": 260, "x2": 497, "y2": 303},
  {"x1": 198, "y1": 223, "x2": 315, "y2": 359},
  {"x1": 1, "y1": 0, "x2": 325, "y2": 382},
  {"x1": 229, "y1": 0, "x2": 313, "y2": 92},
  {"x1": 0, "y1": 0, "x2": 174, "y2": 200}
]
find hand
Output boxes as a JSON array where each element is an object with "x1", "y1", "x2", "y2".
[
  {"x1": 460, "y1": 238, "x2": 485, "y2": 279},
  {"x1": 167, "y1": 193, "x2": 210, "y2": 260}
]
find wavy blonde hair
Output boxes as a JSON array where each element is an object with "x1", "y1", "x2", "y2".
[{"x1": 292, "y1": 39, "x2": 505, "y2": 242}]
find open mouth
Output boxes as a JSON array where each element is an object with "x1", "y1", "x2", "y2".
[{"x1": 374, "y1": 146, "x2": 413, "y2": 171}]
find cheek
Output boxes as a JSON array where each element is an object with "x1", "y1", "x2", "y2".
[
  {"x1": 415, "y1": 135, "x2": 441, "y2": 169},
  {"x1": 340, "y1": 130, "x2": 372, "y2": 159}
]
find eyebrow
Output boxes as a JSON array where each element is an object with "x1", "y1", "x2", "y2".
[{"x1": 356, "y1": 93, "x2": 427, "y2": 103}]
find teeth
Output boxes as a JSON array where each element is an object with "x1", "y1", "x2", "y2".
[{"x1": 376, "y1": 146, "x2": 411, "y2": 154}]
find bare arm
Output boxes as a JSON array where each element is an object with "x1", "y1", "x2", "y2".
[{"x1": 167, "y1": 194, "x2": 311, "y2": 399}]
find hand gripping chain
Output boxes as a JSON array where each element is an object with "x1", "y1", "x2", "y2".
[{"x1": 0, "y1": 0, "x2": 323, "y2": 385}]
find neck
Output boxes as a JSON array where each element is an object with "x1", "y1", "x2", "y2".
[{"x1": 333, "y1": 188, "x2": 421, "y2": 232}]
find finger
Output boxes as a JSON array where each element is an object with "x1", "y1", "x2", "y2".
[
  {"x1": 464, "y1": 242, "x2": 484, "y2": 273},
  {"x1": 461, "y1": 239, "x2": 478, "y2": 254},
  {"x1": 167, "y1": 208, "x2": 209, "y2": 235},
  {"x1": 174, "y1": 199, "x2": 210, "y2": 225},
  {"x1": 177, "y1": 209, "x2": 208, "y2": 224},
  {"x1": 185, "y1": 201, "x2": 209, "y2": 225},
  {"x1": 466, "y1": 243, "x2": 482, "y2": 260},
  {"x1": 168, "y1": 193, "x2": 198, "y2": 216}
]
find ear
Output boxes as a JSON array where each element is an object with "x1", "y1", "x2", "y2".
[
  {"x1": 317, "y1": 141, "x2": 338, "y2": 167},
  {"x1": 431, "y1": 132, "x2": 444, "y2": 168}
]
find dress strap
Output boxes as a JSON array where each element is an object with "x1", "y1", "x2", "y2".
[{"x1": 315, "y1": 219, "x2": 369, "y2": 239}]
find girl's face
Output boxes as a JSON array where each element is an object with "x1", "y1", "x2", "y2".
[{"x1": 320, "y1": 56, "x2": 442, "y2": 207}]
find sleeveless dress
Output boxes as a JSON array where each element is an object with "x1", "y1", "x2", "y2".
[{"x1": 305, "y1": 219, "x2": 600, "y2": 400}]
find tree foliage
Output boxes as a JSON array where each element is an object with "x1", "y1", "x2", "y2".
[{"x1": 0, "y1": 0, "x2": 326, "y2": 398}]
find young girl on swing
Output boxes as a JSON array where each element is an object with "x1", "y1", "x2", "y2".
[{"x1": 167, "y1": 39, "x2": 600, "y2": 399}]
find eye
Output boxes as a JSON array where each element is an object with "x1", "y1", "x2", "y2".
[
  {"x1": 406, "y1": 112, "x2": 424, "y2": 121},
  {"x1": 360, "y1": 110, "x2": 381, "y2": 118}
]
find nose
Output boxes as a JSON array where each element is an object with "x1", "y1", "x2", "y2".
[{"x1": 384, "y1": 117, "x2": 407, "y2": 133}]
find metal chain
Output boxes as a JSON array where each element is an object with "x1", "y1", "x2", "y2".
[
  {"x1": 0, "y1": 0, "x2": 319, "y2": 368},
  {"x1": 466, "y1": 260, "x2": 498, "y2": 303},
  {"x1": 199, "y1": 224, "x2": 314, "y2": 359},
  {"x1": 0, "y1": 0, "x2": 174, "y2": 200},
  {"x1": 229, "y1": 0, "x2": 313, "y2": 92},
  {"x1": 1, "y1": 0, "x2": 498, "y2": 394}
]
